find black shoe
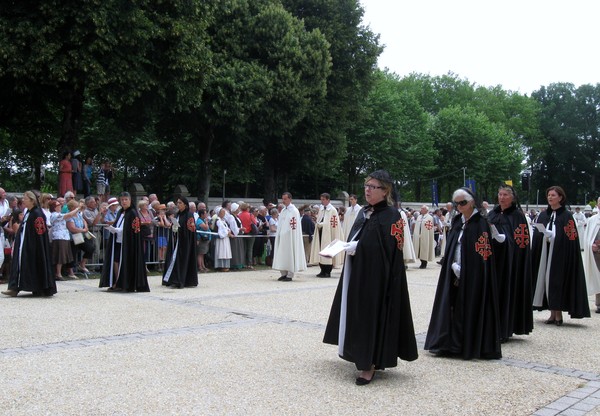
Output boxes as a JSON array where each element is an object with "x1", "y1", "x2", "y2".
[
  {"x1": 544, "y1": 318, "x2": 556, "y2": 324},
  {"x1": 355, "y1": 372, "x2": 375, "y2": 386},
  {"x1": 596, "y1": 307, "x2": 600, "y2": 314},
  {"x1": 279, "y1": 276, "x2": 292, "y2": 282},
  {"x1": 316, "y1": 272, "x2": 326, "y2": 277},
  {"x1": 555, "y1": 320, "x2": 563, "y2": 326}
]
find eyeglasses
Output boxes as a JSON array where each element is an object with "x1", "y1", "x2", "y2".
[
  {"x1": 453, "y1": 200, "x2": 469, "y2": 207},
  {"x1": 364, "y1": 184, "x2": 384, "y2": 190}
]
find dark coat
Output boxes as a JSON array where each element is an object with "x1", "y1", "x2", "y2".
[
  {"x1": 323, "y1": 201, "x2": 418, "y2": 370},
  {"x1": 162, "y1": 211, "x2": 198, "y2": 288},
  {"x1": 425, "y1": 210, "x2": 502, "y2": 359},
  {"x1": 488, "y1": 205, "x2": 534, "y2": 338},
  {"x1": 9, "y1": 207, "x2": 56, "y2": 296},
  {"x1": 100, "y1": 207, "x2": 150, "y2": 292},
  {"x1": 531, "y1": 206, "x2": 590, "y2": 318}
]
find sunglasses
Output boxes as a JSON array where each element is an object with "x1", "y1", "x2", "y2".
[{"x1": 453, "y1": 200, "x2": 469, "y2": 207}]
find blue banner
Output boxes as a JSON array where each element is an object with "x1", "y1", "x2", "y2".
[
  {"x1": 431, "y1": 180, "x2": 439, "y2": 207},
  {"x1": 465, "y1": 179, "x2": 476, "y2": 194}
]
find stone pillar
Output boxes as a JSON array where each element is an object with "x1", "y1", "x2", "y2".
[
  {"x1": 173, "y1": 184, "x2": 190, "y2": 199},
  {"x1": 128, "y1": 183, "x2": 146, "y2": 206}
]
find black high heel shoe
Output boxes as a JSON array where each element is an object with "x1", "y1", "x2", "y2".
[
  {"x1": 544, "y1": 318, "x2": 556, "y2": 324},
  {"x1": 555, "y1": 320, "x2": 563, "y2": 326},
  {"x1": 356, "y1": 371, "x2": 376, "y2": 386}
]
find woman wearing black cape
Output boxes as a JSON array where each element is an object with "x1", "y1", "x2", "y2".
[
  {"x1": 100, "y1": 192, "x2": 149, "y2": 292},
  {"x1": 424, "y1": 187, "x2": 502, "y2": 359},
  {"x1": 2, "y1": 191, "x2": 56, "y2": 297},
  {"x1": 487, "y1": 184, "x2": 533, "y2": 341},
  {"x1": 531, "y1": 186, "x2": 590, "y2": 324},
  {"x1": 162, "y1": 196, "x2": 198, "y2": 288},
  {"x1": 323, "y1": 170, "x2": 418, "y2": 385}
]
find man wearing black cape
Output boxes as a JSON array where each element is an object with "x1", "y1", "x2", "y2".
[
  {"x1": 162, "y1": 196, "x2": 198, "y2": 288},
  {"x1": 487, "y1": 184, "x2": 533, "y2": 341},
  {"x1": 100, "y1": 192, "x2": 150, "y2": 292},
  {"x1": 323, "y1": 170, "x2": 418, "y2": 385},
  {"x1": 425, "y1": 187, "x2": 501, "y2": 359}
]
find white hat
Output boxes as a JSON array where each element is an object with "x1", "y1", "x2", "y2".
[
  {"x1": 107, "y1": 197, "x2": 119, "y2": 207},
  {"x1": 231, "y1": 203, "x2": 239, "y2": 212}
]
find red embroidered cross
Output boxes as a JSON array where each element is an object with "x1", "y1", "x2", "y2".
[
  {"x1": 34, "y1": 217, "x2": 46, "y2": 235},
  {"x1": 390, "y1": 219, "x2": 405, "y2": 250},
  {"x1": 424, "y1": 220, "x2": 433, "y2": 230},
  {"x1": 132, "y1": 217, "x2": 141, "y2": 233},
  {"x1": 513, "y1": 224, "x2": 530, "y2": 248},
  {"x1": 187, "y1": 217, "x2": 195, "y2": 232},
  {"x1": 564, "y1": 219, "x2": 577, "y2": 241},
  {"x1": 289, "y1": 217, "x2": 297, "y2": 230},
  {"x1": 475, "y1": 232, "x2": 492, "y2": 260},
  {"x1": 330, "y1": 216, "x2": 338, "y2": 228}
]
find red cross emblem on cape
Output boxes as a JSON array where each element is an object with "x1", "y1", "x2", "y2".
[
  {"x1": 187, "y1": 217, "x2": 196, "y2": 232},
  {"x1": 289, "y1": 217, "x2": 297, "y2": 230},
  {"x1": 390, "y1": 219, "x2": 405, "y2": 250},
  {"x1": 330, "y1": 215, "x2": 338, "y2": 228},
  {"x1": 132, "y1": 217, "x2": 141, "y2": 233},
  {"x1": 475, "y1": 232, "x2": 492, "y2": 260},
  {"x1": 34, "y1": 217, "x2": 46, "y2": 235},
  {"x1": 564, "y1": 219, "x2": 577, "y2": 241},
  {"x1": 424, "y1": 219, "x2": 433, "y2": 230},
  {"x1": 513, "y1": 224, "x2": 530, "y2": 248}
]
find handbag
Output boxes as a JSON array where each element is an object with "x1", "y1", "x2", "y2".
[
  {"x1": 250, "y1": 223, "x2": 259, "y2": 235},
  {"x1": 72, "y1": 232, "x2": 85, "y2": 245}
]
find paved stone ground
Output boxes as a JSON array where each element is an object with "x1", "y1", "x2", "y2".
[{"x1": 1, "y1": 264, "x2": 599, "y2": 415}]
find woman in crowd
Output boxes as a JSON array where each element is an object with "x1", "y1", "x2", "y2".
[
  {"x1": 153, "y1": 204, "x2": 171, "y2": 271},
  {"x1": 137, "y1": 200, "x2": 155, "y2": 264},
  {"x1": 100, "y1": 192, "x2": 149, "y2": 292},
  {"x1": 228, "y1": 203, "x2": 245, "y2": 270},
  {"x1": 2, "y1": 191, "x2": 56, "y2": 297},
  {"x1": 487, "y1": 184, "x2": 533, "y2": 341},
  {"x1": 58, "y1": 151, "x2": 73, "y2": 197},
  {"x1": 195, "y1": 208, "x2": 211, "y2": 272},
  {"x1": 214, "y1": 207, "x2": 232, "y2": 272},
  {"x1": 49, "y1": 200, "x2": 80, "y2": 280},
  {"x1": 324, "y1": 170, "x2": 418, "y2": 385},
  {"x1": 162, "y1": 196, "x2": 198, "y2": 288},
  {"x1": 238, "y1": 202, "x2": 257, "y2": 270},
  {"x1": 425, "y1": 187, "x2": 502, "y2": 359},
  {"x1": 40, "y1": 193, "x2": 53, "y2": 228},
  {"x1": 83, "y1": 156, "x2": 94, "y2": 197},
  {"x1": 71, "y1": 150, "x2": 83, "y2": 194},
  {"x1": 267, "y1": 208, "x2": 278, "y2": 265},
  {"x1": 65, "y1": 199, "x2": 94, "y2": 273},
  {"x1": 531, "y1": 186, "x2": 590, "y2": 325}
]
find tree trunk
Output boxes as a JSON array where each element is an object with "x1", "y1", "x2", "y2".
[{"x1": 57, "y1": 76, "x2": 85, "y2": 154}]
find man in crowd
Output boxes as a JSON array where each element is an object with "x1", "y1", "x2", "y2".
[
  {"x1": 413, "y1": 204, "x2": 435, "y2": 269},
  {"x1": 342, "y1": 194, "x2": 361, "y2": 240},
  {"x1": 309, "y1": 193, "x2": 343, "y2": 277},
  {"x1": 272, "y1": 192, "x2": 306, "y2": 282},
  {"x1": 301, "y1": 207, "x2": 315, "y2": 264},
  {"x1": 583, "y1": 197, "x2": 600, "y2": 314}
]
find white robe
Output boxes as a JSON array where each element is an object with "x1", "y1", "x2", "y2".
[
  {"x1": 582, "y1": 214, "x2": 600, "y2": 295},
  {"x1": 400, "y1": 209, "x2": 416, "y2": 263},
  {"x1": 272, "y1": 203, "x2": 306, "y2": 273},
  {"x1": 341, "y1": 204, "x2": 362, "y2": 241},
  {"x1": 214, "y1": 218, "x2": 232, "y2": 268},
  {"x1": 309, "y1": 203, "x2": 343, "y2": 266},
  {"x1": 412, "y1": 213, "x2": 435, "y2": 262}
]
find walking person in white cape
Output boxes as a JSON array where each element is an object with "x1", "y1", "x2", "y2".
[
  {"x1": 341, "y1": 194, "x2": 361, "y2": 240},
  {"x1": 272, "y1": 192, "x2": 306, "y2": 282},
  {"x1": 582, "y1": 197, "x2": 600, "y2": 313}
]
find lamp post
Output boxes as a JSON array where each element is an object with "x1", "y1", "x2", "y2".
[{"x1": 222, "y1": 169, "x2": 227, "y2": 202}]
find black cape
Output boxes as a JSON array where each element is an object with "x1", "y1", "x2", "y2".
[
  {"x1": 323, "y1": 201, "x2": 418, "y2": 370},
  {"x1": 424, "y1": 210, "x2": 501, "y2": 359},
  {"x1": 8, "y1": 207, "x2": 56, "y2": 296},
  {"x1": 488, "y1": 205, "x2": 534, "y2": 339},
  {"x1": 100, "y1": 207, "x2": 150, "y2": 292},
  {"x1": 162, "y1": 211, "x2": 198, "y2": 288},
  {"x1": 531, "y1": 206, "x2": 590, "y2": 318}
]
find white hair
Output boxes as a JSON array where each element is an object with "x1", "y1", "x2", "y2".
[{"x1": 452, "y1": 189, "x2": 474, "y2": 202}]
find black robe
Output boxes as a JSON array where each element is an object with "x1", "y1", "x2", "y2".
[
  {"x1": 323, "y1": 201, "x2": 418, "y2": 370},
  {"x1": 488, "y1": 205, "x2": 534, "y2": 339},
  {"x1": 162, "y1": 211, "x2": 198, "y2": 288},
  {"x1": 531, "y1": 206, "x2": 590, "y2": 318},
  {"x1": 424, "y1": 210, "x2": 501, "y2": 359},
  {"x1": 100, "y1": 207, "x2": 150, "y2": 292},
  {"x1": 8, "y1": 207, "x2": 56, "y2": 296}
]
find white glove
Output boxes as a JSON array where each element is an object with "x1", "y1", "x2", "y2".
[
  {"x1": 493, "y1": 233, "x2": 506, "y2": 243},
  {"x1": 451, "y1": 262, "x2": 461, "y2": 278},
  {"x1": 343, "y1": 241, "x2": 358, "y2": 256},
  {"x1": 543, "y1": 228, "x2": 555, "y2": 241}
]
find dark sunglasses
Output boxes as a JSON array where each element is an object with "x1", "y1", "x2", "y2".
[{"x1": 453, "y1": 200, "x2": 469, "y2": 207}]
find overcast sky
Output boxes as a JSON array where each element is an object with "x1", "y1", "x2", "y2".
[{"x1": 360, "y1": 0, "x2": 600, "y2": 95}]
